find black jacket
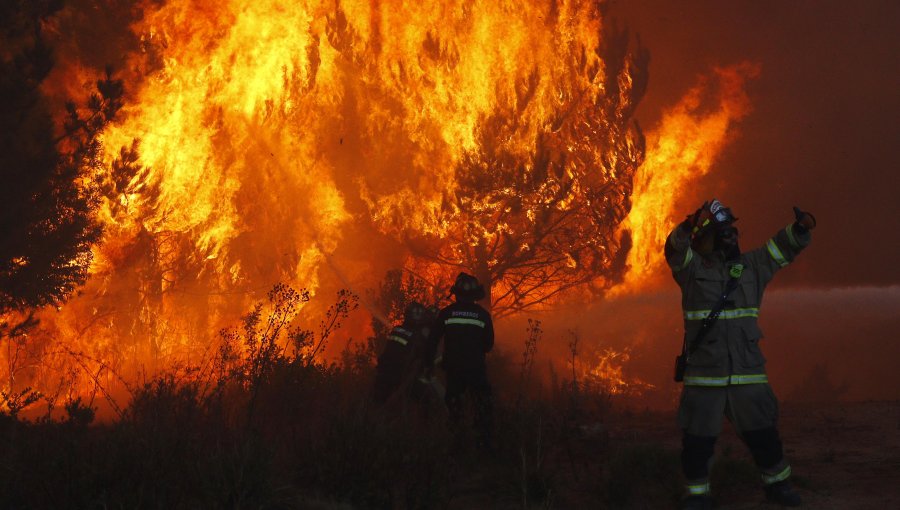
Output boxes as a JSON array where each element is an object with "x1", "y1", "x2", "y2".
[
  {"x1": 377, "y1": 324, "x2": 421, "y2": 377},
  {"x1": 426, "y1": 301, "x2": 494, "y2": 372}
]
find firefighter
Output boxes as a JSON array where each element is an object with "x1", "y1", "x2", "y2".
[
  {"x1": 665, "y1": 199, "x2": 816, "y2": 509},
  {"x1": 373, "y1": 301, "x2": 429, "y2": 405},
  {"x1": 425, "y1": 272, "x2": 495, "y2": 448}
]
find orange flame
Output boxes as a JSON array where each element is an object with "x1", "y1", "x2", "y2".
[
  {"x1": 580, "y1": 347, "x2": 653, "y2": 396},
  {"x1": 4, "y1": 2, "x2": 756, "y2": 413},
  {"x1": 614, "y1": 63, "x2": 760, "y2": 293}
]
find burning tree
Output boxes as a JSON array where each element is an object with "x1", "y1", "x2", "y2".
[
  {"x1": 0, "y1": 2, "x2": 123, "y2": 335},
  {"x1": 405, "y1": 16, "x2": 648, "y2": 318},
  {"x1": 0, "y1": 0, "x2": 659, "y2": 404}
]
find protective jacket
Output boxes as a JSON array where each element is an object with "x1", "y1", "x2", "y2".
[
  {"x1": 426, "y1": 301, "x2": 494, "y2": 373},
  {"x1": 373, "y1": 323, "x2": 425, "y2": 402},
  {"x1": 665, "y1": 222, "x2": 811, "y2": 386},
  {"x1": 378, "y1": 325, "x2": 420, "y2": 373}
]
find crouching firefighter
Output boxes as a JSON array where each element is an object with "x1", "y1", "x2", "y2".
[
  {"x1": 373, "y1": 302, "x2": 430, "y2": 406},
  {"x1": 666, "y1": 199, "x2": 816, "y2": 509},
  {"x1": 425, "y1": 272, "x2": 495, "y2": 449}
]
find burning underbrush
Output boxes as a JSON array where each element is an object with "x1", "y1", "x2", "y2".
[{"x1": 0, "y1": 282, "x2": 680, "y2": 508}]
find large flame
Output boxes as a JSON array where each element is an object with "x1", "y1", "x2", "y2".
[
  {"x1": 615, "y1": 63, "x2": 759, "y2": 293},
  {"x1": 4, "y1": 1, "x2": 756, "y2": 411}
]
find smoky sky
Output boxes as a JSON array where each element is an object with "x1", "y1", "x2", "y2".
[
  {"x1": 609, "y1": 0, "x2": 900, "y2": 288},
  {"x1": 490, "y1": 1, "x2": 900, "y2": 406}
]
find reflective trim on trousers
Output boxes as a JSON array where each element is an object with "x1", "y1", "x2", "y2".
[
  {"x1": 389, "y1": 335, "x2": 408, "y2": 345},
  {"x1": 762, "y1": 465, "x2": 791, "y2": 485},
  {"x1": 683, "y1": 374, "x2": 769, "y2": 386},
  {"x1": 686, "y1": 482, "x2": 710, "y2": 495}
]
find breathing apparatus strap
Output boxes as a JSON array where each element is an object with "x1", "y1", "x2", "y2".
[{"x1": 683, "y1": 264, "x2": 744, "y2": 361}]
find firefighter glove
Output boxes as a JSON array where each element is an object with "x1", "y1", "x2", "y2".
[
  {"x1": 683, "y1": 201, "x2": 710, "y2": 231},
  {"x1": 792, "y1": 206, "x2": 816, "y2": 232}
]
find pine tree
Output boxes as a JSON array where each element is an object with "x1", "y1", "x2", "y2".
[
  {"x1": 0, "y1": 1, "x2": 123, "y2": 330},
  {"x1": 412, "y1": 19, "x2": 649, "y2": 318}
]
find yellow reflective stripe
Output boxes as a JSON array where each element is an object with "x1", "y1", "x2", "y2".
[
  {"x1": 785, "y1": 223, "x2": 801, "y2": 249},
  {"x1": 389, "y1": 335, "x2": 408, "y2": 345},
  {"x1": 686, "y1": 482, "x2": 710, "y2": 495},
  {"x1": 762, "y1": 465, "x2": 791, "y2": 485},
  {"x1": 767, "y1": 238, "x2": 789, "y2": 267},
  {"x1": 674, "y1": 248, "x2": 694, "y2": 271},
  {"x1": 683, "y1": 308, "x2": 759, "y2": 321},
  {"x1": 720, "y1": 308, "x2": 759, "y2": 319},
  {"x1": 684, "y1": 376, "x2": 730, "y2": 387},
  {"x1": 445, "y1": 318, "x2": 485, "y2": 328},
  {"x1": 684, "y1": 309, "x2": 711, "y2": 320},
  {"x1": 730, "y1": 374, "x2": 769, "y2": 384},
  {"x1": 683, "y1": 374, "x2": 768, "y2": 386}
]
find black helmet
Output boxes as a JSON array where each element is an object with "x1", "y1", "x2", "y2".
[
  {"x1": 449, "y1": 272, "x2": 485, "y2": 301},
  {"x1": 403, "y1": 301, "x2": 428, "y2": 325}
]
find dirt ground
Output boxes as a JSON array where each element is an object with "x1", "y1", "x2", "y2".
[
  {"x1": 612, "y1": 400, "x2": 900, "y2": 510},
  {"x1": 443, "y1": 400, "x2": 900, "y2": 509}
]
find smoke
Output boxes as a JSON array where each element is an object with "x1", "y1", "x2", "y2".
[{"x1": 496, "y1": 285, "x2": 900, "y2": 407}]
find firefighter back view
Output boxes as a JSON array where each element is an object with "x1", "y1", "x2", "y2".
[
  {"x1": 665, "y1": 199, "x2": 816, "y2": 510},
  {"x1": 373, "y1": 301, "x2": 429, "y2": 405},
  {"x1": 426, "y1": 272, "x2": 495, "y2": 449}
]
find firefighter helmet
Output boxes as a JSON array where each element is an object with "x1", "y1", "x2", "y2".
[
  {"x1": 692, "y1": 199, "x2": 737, "y2": 237},
  {"x1": 449, "y1": 272, "x2": 485, "y2": 301},
  {"x1": 691, "y1": 199, "x2": 738, "y2": 254},
  {"x1": 403, "y1": 301, "x2": 428, "y2": 325}
]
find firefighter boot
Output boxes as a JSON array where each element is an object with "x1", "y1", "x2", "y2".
[
  {"x1": 765, "y1": 480, "x2": 802, "y2": 506},
  {"x1": 680, "y1": 495, "x2": 712, "y2": 510}
]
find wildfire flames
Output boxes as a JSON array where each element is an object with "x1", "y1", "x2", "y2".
[{"x1": 3, "y1": 0, "x2": 754, "y2": 413}]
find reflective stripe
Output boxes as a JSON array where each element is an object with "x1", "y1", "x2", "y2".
[
  {"x1": 767, "y1": 238, "x2": 789, "y2": 267},
  {"x1": 445, "y1": 318, "x2": 485, "y2": 328},
  {"x1": 674, "y1": 248, "x2": 694, "y2": 271},
  {"x1": 762, "y1": 465, "x2": 791, "y2": 485},
  {"x1": 686, "y1": 482, "x2": 710, "y2": 495},
  {"x1": 389, "y1": 335, "x2": 408, "y2": 346},
  {"x1": 785, "y1": 223, "x2": 801, "y2": 249},
  {"x1": 730, "y1": 374, "x2": 769, "y2": 384},
  {"x1": 683, "y1": 307, "x2": 759, "y2": 321},
  {"x1": 683, "y1": 374, "x2": 768, "y2": 386},
  {"x1": 684, "y1": 376, "x2": 730, "y2": 386}
]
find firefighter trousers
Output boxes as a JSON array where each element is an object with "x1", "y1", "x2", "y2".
[
  {"x1": 679, "y1": 383, "x2": 791, "y2": 491},
  {"x1": 445, "y1": 369, "x2": 493, "y2": 447}
]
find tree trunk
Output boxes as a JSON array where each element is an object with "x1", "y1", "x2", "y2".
[{"x1": 474, "y1": 241, "x2": 493, "y2": 313}]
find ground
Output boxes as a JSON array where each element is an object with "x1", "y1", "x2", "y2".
[
  {"x1": 440, "y1": 400, "x2": 900, "y2": 509},
  {"x1": 613, "y1": 400, "x2": 900, "y2": 510}
]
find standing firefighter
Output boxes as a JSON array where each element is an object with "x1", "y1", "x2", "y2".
[
  {"x1": 373, "y1": 302, "x2": 430, "y2": 405},
  {"x1": 426, "y1": 272, "x2": 495, "y2": 448},
  {"x1": 666, "y1": 199, "x2": 816, "y2": 509}
]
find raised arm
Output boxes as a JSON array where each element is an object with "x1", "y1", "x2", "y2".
[{"x1": 747, "y1": 206, "x2": 816, "y2": 279}]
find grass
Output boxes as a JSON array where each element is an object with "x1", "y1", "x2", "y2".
[{"x1": 0, "y1": 286, "x2": 701, "y2": 509}]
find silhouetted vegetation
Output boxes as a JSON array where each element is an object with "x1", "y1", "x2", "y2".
[
  {"x1": 0, "y1": 1, "x2": 128, "y2": 341},
  {"x1": 0, "y1": 283, "x2": 686, "y2": 509}
]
